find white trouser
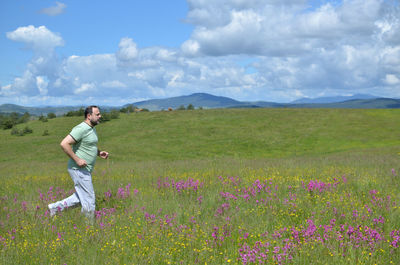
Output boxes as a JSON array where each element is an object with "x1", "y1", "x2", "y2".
[{"x1": 49, "y1": 168, "x2": 95, "y2": 219}]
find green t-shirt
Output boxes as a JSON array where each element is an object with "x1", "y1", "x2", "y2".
[{"x1": 67, "y1": 122, "x2": 98, "y2": 172}]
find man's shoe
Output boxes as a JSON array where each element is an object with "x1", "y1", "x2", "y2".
[{"x1": 48, "y1": 204, "x2": 57, "y2": 217}]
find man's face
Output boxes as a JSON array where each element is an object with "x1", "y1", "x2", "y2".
[{"x1": 88, "y1": 107, "x2": 101, "y2": 126}]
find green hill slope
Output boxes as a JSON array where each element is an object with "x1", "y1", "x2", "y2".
[{"x1": 1, "y1": 108, "x2": 400, "y2": 176}]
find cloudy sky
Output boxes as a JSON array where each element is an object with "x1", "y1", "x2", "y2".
[{"x1": 0, "y1": 0, "x2": 399, "y2": 106}]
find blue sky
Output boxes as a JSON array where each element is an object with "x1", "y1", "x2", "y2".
[{"x1": 1, "y1": 0, "x2": 399, "y2": 106}]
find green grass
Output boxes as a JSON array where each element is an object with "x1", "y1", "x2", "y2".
[
  {"x1": 1, "y1": 108, "x2": 400, "y2": 176},
  {"x1": 1, "y1": 108, "x2": 400, "y2": 264}
]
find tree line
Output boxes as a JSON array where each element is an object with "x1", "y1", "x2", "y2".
[
  {"x1": 1, "y1": 103, "x2": 198, "y2": 133},
  {"x1": 0, "y1": 105, "x2": 146, "y2": 132}
]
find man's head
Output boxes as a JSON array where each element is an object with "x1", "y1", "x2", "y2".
[{"x1": 85, "y1": 105, "x2": 101, "y2": 126}]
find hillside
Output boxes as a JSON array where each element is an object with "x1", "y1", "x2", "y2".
[
  {"x1": 290, "y1": 94, "x2": 377, "y2": 104},
  {"x1": 1, "y1": 108, "x2": 400, "y2": 176},
  {"x1": 288, "y1": 98, "x2": 400, "y2": 109},
  {"x1": 132, "y1": 92, "x2": 244, "y2": 110}
]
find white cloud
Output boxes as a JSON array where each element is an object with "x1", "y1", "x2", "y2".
[
  {"x1": 116, "y1": 38, "x2": 138, "y2": 62},
  {"x1": 39, "y1": 2, "x2": 66, "y2": 16},
  {"x1": 181, "y1": 40, "x2": 200, "y2": 56},
  {"x1": 64, "y1": 54, "x2": 117, "y2": 85},
  {"x1": 2, "y1": 1, "x2": 400, "y2": 105},
  {"x1": 6, "y1": 25, "x2": 64, "y2": 53},
  {"x1": 36, "y1": 76, "x2": 49, "y2": 95},
  {"x1": 183, "y1": 0, "x2": 393, "y2": 57},
  {"x1": 101, "y1": 80, "x2": 127, "y2": 88},
  {"x1": 0, "y1": 84, "x2": 13, "y2": 97},
  {"x1": 384, "y1": 74, "x2": 400, "y2": 85},
  {"x1": 74, "y1": 83, "x2": 96, "y2": 94}
]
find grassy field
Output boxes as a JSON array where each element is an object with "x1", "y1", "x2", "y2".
[{"x1": 1, "y1": 108, "x2": 400, "y2": 264}]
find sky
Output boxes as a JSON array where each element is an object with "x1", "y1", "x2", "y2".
[{"x1": 0, "y1": 0, "x2": 399, "y2": 106}]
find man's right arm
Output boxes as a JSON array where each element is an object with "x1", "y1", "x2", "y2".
[{"x1": 60, "y1": 135, "x2": 87, "y2": 168}]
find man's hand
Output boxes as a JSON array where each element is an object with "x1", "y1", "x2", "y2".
[
  {"x1": 76, "y1": 158, "x2": 88, "y2": 167},
  {"x1": 99, "y1": 151, "x2": 109, "y2": 159}
]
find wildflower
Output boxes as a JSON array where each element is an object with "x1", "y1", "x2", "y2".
[{"x1": 197, "y1": 196, "x2": 203, "y2": 204}]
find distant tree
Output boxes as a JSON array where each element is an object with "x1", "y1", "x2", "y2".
[
  {"x1": 22, "y1": 126, "x2": 33, "y2": 134},
  {"x1": 110, "y1": 109, "x2": 120, "y2": 119},
  {"x1": 64, "y1": 107, "x2": 85, "y2": 117},
  {"x1": 177, "y1": 105, "x2": 186, "y2": 110},
  {"x1": 47, "y1": 112, "x2": 56, "y2": 119},
  {"x1": 100, "y1": 109, "x2": 117, "y2": 122},
  {"x1": 120, "y1": 104, "x2": 136, "y2": 113},
  {"x1": 9, "y1": 112, "x2": 19, "y2": 121},
  {"x1": 1, "y1": 112, "x2": 31, "y2": 129},
  {"x1": 39, "y1": 114, "x2": 48, "y2": 122},
  {"x1": 2, "y1": 117, "x2": 16, "y2": 129},
  {"x1": 187, "y1": 104, "x2": 195, "y2": 110},
  {"x1": 77, "y1": 107, "x2": 85, "y2": 117},
  {"x1": 100, "y1": 112, "x2": 111, "y2": 122},
  {"x1": 11, "y1": 127, "x2": 20, "y2": 136},
  {"x1": 18, "y1": 112, "x2": 31, "y2": 123}
]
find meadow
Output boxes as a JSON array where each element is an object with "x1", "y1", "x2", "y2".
[{"x1": 1, "y1": 108, "x2": 400, "y2": 264}]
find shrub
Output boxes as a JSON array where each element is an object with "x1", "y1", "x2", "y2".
[
  {"x1": 10, "y1": 126, "x2": 33, "y2": 136},
  {"x1": 22, "y1": 126, "x2": 33, "y2": 134},
  {"x1": 39, "y1": 115, "x2": 48, "y2": 122},
  {"x1": 100, "y1": 112, "x2": 111, "y2": 122},
  {"x1": 120, "y1": 104, "x2": 136, "y2": 113},
  {"x1": 47, "y1": 112, "x2": 56, "y2": 119},
  {"x1": 42, "y1": 129, "x2": 50, "y2": 136},
  {"x1": 110, "y1": 110, "x2": 120, "y2": 119},
  {"x1": 2, "y1": 118, "x2": 15, "y2": 129},
  {"x1": 10, "y1": 127, "x2": 20, "y2": 135},
  {"x1": 64, "y1": 107, "x2": 85, "y2": 117},
  {"x1": 18, "y1": 112, "x2": 31, "y2": 123}
]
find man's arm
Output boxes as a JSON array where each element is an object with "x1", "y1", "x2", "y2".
[
  {"x1": 60, "y1": 135, "x2": 87, "y2": 167},
  {"x1": 97, "y1": 149, "x2": 109, "y2": 159}
]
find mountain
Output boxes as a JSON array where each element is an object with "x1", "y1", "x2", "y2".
[
  {"x1": 288, "y1": 98, "x2": 400, "y2": 109},
  {"x1": 1, "y1": 93, "x2": 400, "y2": 115},
  {"x1": 291, "y1": 94, "x2": 377, "y2": 104},
  {"x1": 130, "y1": 93, "x2": 398, "y2": 110},
  {"x1": 131, "y1": 93, "x2": 244, "y2": 110}
]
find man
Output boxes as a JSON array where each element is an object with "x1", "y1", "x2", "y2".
[{"x1": 48, "y1": 106, "x2": 109, "y2": 220}]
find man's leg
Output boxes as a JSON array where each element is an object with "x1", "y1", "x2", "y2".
[
  {"x1": 48, "y1": 170, "x2": 83, "y2": 216},
  {"x1": 68, "y1": 168, "x2": 96, "y2": 220}
]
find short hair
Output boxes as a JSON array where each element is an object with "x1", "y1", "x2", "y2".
[{"x1": 84, "y1": 105, "x2": 99, "y2": 118}]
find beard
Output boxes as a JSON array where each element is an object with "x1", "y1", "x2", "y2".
[{"x1": 90, "y1": 119, "x2": 99, "y2": 126}]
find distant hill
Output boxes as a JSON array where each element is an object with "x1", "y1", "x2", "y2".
[
  {"x1": 0, "y1": 104, "x2": 118, "y2": 116},
  {"x1": 131, "y1": 93, "x2": 282, "y2": 110},
  {"x1": 288, "y1": 98, "x2": 400, "y2": 109},
  {"x1": 131, "y1": 93, "x2": 244, "y2": 110},
  {"x1": 291, "y1": 94, "x2": 378, "y2": 104},
  {"x1": 1, "y1": 93, "x2": 400, "y2": 115},
  {"x1": 131, "y1": 93, "x2": 400, "y2": 110},
  {"x1": 0, "y1": 104, "x2": 84, "y2": 116}
]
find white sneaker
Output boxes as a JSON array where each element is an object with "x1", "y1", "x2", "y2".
[{"x1": 48, "y1": 204, "x2": 57, "y2": 217}]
